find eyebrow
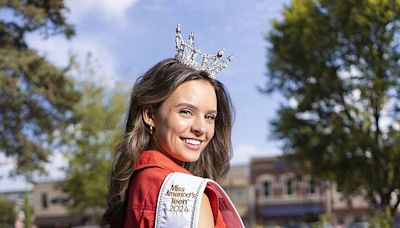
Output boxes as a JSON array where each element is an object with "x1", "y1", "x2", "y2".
[{"x1": 174, "y1": 103, "x2": 217, "y2": 114}]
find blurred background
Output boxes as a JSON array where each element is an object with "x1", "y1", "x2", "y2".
[{"x1": 1, "y1": 0, "x2": 399, "y2": 227}]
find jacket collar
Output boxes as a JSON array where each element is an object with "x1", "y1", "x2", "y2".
[{"x1": 133, "y1": 150, "x2": 191, "y2": 174}]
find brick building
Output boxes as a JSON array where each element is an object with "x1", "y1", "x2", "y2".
[{"x1": 250, "y1": 156, "x2": 372, "y2": 226}]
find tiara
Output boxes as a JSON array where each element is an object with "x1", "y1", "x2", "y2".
[{"x1": 174, "y1": 24, "x2": 233, "y2": 79}]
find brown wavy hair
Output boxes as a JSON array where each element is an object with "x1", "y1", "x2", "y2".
[{"x1": 103, "y1": 58, "x2": 234, "y2": 227}]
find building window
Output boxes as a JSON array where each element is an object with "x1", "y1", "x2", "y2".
[
  {"x1": 286, "y1": 178, "x2": 294, "y2": 195},
  {"x1": 51, "y1": 196, "x2": 69, "y2": 205},
  {"x1": 309, "y1": 178, "x2": 316, "y2": 194},
  {"x1": 257, "y1": 174, "x2": 274, "y2": 199},
  {"x1": 41, "y1": 192, "x2": 48, "y2": 209},
  {"x1": 262, "y1": 181, "x2": 271, "y2": 197}
]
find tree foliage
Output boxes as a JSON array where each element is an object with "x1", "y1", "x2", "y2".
[
  {"x1": 0, "y1": 197, "x2": 16, "y2": 227},
  {"x1": 23, "y1": 191, "x2": 32, "y2": 228},
  {"x1": 369, "y1": 207, "x2": 392, "y2": 228},
  {"x1": 59, "y1": 78, "x2": 127, "y2": 221},
  {"x1": 0, "y1": 0, "x2": 80, "y2": 176},
  {"x1": 265, "y1": 0, "x2": 400, "y2": 213}
]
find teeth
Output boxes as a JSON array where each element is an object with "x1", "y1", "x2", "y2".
[{"x1": 183, "y1": 139, "x2": 201, "y2": 145}]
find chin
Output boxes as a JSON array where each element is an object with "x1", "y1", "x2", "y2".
[
  {"x1": 179, "y1": 153, "x2": 201, "y2": 163},
  {"x1": 181, "y1": 157, "x2": 200, "y2": 163}
]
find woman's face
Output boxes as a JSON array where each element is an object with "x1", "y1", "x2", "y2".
[{"x1": 152, "y1": 79, "x2": 217, "y2": 163}]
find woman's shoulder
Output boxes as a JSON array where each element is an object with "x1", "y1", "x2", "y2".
[
  {"x1": 131, "y1": 166, "x2": 172, "y2": 192},
  {"x1": 125, "y1": 167, "x2": 173, "y2": 227},
  {"x1": 127, "y1": 167, "x2": 173, "y2": 213}
]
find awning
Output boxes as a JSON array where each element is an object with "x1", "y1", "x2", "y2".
[
  {"x1": 260, "y1": 203, "x2": 323, "y2": 217},
  {"x1": 34, "y1": 215, "x2": 88, "y2": 227}
]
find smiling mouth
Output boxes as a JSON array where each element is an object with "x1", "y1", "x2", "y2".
[{"x1": 181, "y1": 138, "x2": 201, "y2": 145}]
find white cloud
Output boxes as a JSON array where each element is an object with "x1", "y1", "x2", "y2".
[
  {"x1": 66, "y1": 0, "x2": 139, "y2": 27},
  {"x1": 0, "y1": 153, "x2": 15, "y2": 175},
  {"x1": 0, "y1": 177, "x2": 32, "y2": 192},
  {"x1": 27, "y1": 33, "x2": 120, "y2": 89},
  {"x1": 0, "y1": 152, "x2": 68, "y2": 192},
  {"x1": 380, "y1": 97, "x2": 399, "y2": 132},
  {"x1": 289, "y1": 97, "x2": 298, "y2": 108},
  {"x1": 337, "y1": 65, "x2": 363, "y2": 80},
  {"x1": 231, "y1": 143, "x2": 280, "y2": 165},
  {"x1": 43, "y1": 152, "x2": 69, "y2": 180},
  {"x1": 0, "y1": 154, "x2": 32, "y2": 192}
]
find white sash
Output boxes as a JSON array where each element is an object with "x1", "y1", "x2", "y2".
[{"x1": 154, "y1": 172, "x2": 245, "y2": 228}]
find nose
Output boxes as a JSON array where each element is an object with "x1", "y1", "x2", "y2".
[{"x1": 191, "y1": 117, "x2": 207, "y2": 136}]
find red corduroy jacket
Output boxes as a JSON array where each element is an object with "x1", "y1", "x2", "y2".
[{"x1": 124, "y1": 150, "x2": 227, "y2": 228}]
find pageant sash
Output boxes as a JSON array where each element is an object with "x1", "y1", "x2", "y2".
[{"x1": 154, "y1": 172, "x2": 245, "y2": 228}]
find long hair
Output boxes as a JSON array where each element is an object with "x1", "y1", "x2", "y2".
[{"x1": 103, "y1": 58, "x2": 234, "y2": 227}]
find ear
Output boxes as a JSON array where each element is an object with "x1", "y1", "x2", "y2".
[{"x1": 142, "y1": 107, "x2": 155, "y2": 127}]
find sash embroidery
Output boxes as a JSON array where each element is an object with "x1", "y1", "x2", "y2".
[
  {"x1": 154, "y1": 172, "x2": 208, "y2": 228},
  {"x1": 154, "y1": 172, "x2": 245, "y2": 228}
]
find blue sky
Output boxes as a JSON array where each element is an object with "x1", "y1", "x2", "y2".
[{"x1": 0, "y1": 0, "x2": 291, "y2": 191}]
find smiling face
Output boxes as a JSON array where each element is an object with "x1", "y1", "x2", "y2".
[{"x1": 146, "y1": 79, "x2": 217, "y2": 163}]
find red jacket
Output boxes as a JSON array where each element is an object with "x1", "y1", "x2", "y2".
[{"x1": 124, "y1": 150, "x2": 227, "y2": 228}]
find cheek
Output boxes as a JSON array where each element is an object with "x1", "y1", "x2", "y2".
[
  {"x1": 208, "y1": 124, "x2": 216, "y2": 140},
  {"x1": 161, "y1": 116, "x2": 190, "y2": 136}
]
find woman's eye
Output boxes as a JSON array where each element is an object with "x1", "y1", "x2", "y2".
[
  {"x1": 205, "y1": 114, "x2": 216, "y2": 120},
  {"x1": 179, "y1": 109, "x2": 193, "y2": 116}
]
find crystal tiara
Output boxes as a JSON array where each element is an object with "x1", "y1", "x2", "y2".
[{"x1": 175, "y1": 24, "x2": 233, "y2": 79}]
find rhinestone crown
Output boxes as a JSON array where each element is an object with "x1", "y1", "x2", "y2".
[{"x1": 175, "y1": 24, "x2": 233, "y2": 79}]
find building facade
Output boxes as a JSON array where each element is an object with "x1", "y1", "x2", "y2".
[
  {"x1": 250, "y1": 156, "x2": 372, "y2": 227},
  {"x1": 33, "y1": 181, "x2": 90, "y2": 228},
  {"x1": 220, "y1": 165, "x2": 252, "y2": 226},
  {"x1": 4, "y1": 157, "x2": 375, "y2": 227}
]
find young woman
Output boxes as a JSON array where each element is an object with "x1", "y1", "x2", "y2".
[{"x1": 103, "y1": 25, "x2": 244, "y2": 228}]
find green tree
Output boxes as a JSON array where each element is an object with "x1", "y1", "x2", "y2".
[
  {"x1": 264, "y1": 0, "x2": 400, "y2": 215},
  {"x1": 0, "y1": 197, "x2": 16, "y2": 227},
  {"x1": 369, "y1": 207, "x2": 392, "y2": 228},
  {"x1": 59, "y1": 79, "x2": 127, "y2": 222},
  {"x1": 0, "y1": 0, "x2": 80, "y2": 176},
  {"x1": 23, "y1": 191, "x2": 32, "y2": 228}
]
